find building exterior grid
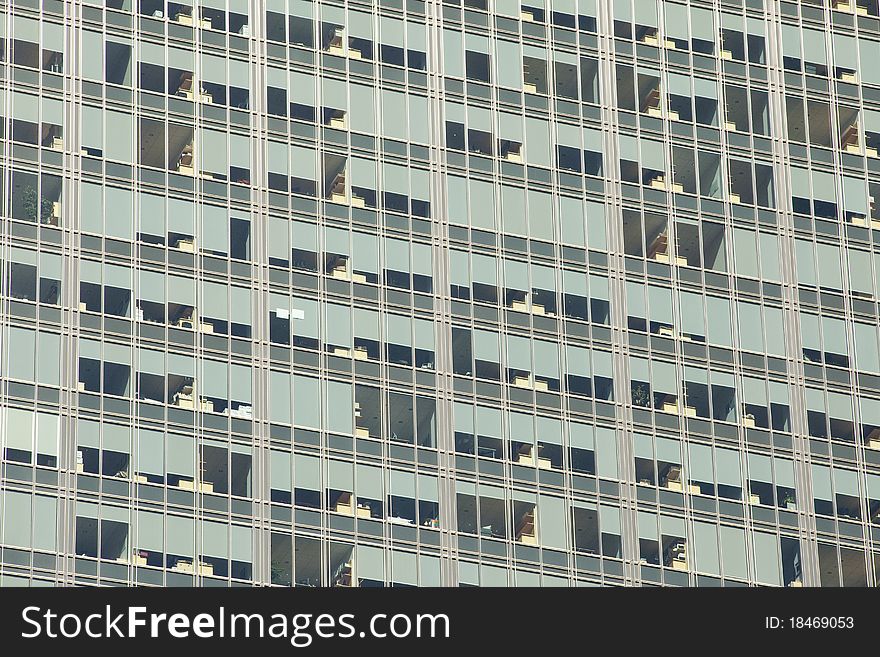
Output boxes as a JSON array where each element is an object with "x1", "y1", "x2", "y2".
[{"x1": 0, "y1": 0, "x2": 878, "y2": 587}]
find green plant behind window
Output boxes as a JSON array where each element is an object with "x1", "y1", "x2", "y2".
[{"x1": 21, "y1": 185, "x2": 54, "y2": 223}]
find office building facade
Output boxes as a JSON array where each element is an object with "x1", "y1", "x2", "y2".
[{"x1": 0, "y1": 0, "x2": 879, "y2": 588}]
